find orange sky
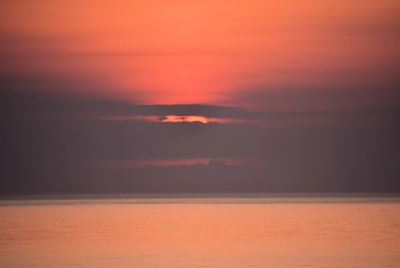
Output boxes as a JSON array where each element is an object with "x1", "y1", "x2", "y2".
[{"x1": 1, "y1": 0, "x2": 399, "y2": 105}]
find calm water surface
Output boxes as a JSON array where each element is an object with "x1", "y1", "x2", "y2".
[{"x1": 0, "y1": 196, "x2": 399, "y2": 267}]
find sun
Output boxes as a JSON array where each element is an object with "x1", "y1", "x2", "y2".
[{"x1": 162, "y1": 115, "x2": 208, "y2": 124}]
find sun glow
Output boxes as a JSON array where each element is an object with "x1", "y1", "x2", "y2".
[
  {"x1": 162, "y1": 115, "x2": 208, "y2": 123},
  {"x1": 1, "y1": 0, "x2": 397, "y2": 105}
]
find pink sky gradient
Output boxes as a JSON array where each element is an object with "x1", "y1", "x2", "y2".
[{"x1": 1, "y1": 0, "x2": 398, "y2": 108}]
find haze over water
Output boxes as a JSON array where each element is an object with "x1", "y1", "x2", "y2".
[{"x1": 1, "y1": 195, "x2": 399, "y2": 267}]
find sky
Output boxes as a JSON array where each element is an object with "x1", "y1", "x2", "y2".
[{"x1": 1, "y1": 0, "x2": 399, "y2": 193}]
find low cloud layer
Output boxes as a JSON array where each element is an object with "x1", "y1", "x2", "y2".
[{"x1": 1, "y1": 84, "x2": 399, "y2": 194}]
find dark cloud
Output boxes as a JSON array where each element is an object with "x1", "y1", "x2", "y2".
[
  {"x1": 227, "y1": 84, "x2": 400, "y2": 111},
  {"x1": 1, "y1": 82, "x2": 400, "y2": 194},
  {"x1": 2, "y1": 75, "x2": 399, "y2": 128}
]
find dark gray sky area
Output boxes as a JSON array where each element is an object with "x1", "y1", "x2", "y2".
[{"x1": 1, "y1": 76, "x2": 399, "y2": 194}]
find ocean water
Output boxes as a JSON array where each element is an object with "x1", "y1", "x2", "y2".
[{"x1": 0, "y1": 195, "x2": 399, "y2": 267}]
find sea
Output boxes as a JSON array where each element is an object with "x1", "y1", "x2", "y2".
[{"x1": 1, "y1": 194, "x2": 399, "y2": 267}]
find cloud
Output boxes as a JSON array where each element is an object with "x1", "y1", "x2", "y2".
[
  {"x1": 1, "y1": 84, "x2": 400, "y2": 194},
  {"x1": 227, "y1": 83, "x2": 400, "y2": 110},
  {"x1": 89, "y1": 157, "x2": 249, "y2": 168},
  {"x1": 2, "y1": 74, "x2": 398, "y2": 129}
]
